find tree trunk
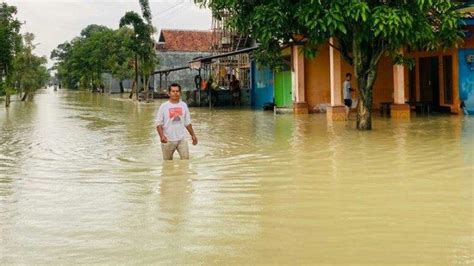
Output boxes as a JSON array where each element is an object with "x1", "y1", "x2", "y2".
[
  {"x1": 119, "y1": 80, "x2": 124, "y2": 94},
  {"x1": 5, "y1": 92, "x2": 10, "y2": 107},
  {"x1": 129, "y1": 80, "x2": 136, "y2": 99},
  {"x1": 144, "y1": 76, "x2": 149, "y2": 102},
  {"x1": 21, "y1": 91, "x2": 28, "y2": 101},
  {"x1": 356, "y1": 90, "x2": 373, "y2": 130},
  {"x1": 18, "y1": 85, "x2": 23, "y2": 100},
  {"x1": 355, "y1": 73, "x2": 376, "y2": 131},
  {"x1": 351, "y1": 34, "x2": 383, "y2": 131},
  {"x1": 134, "y1": 54, "x2": 139, "y2": 101}
]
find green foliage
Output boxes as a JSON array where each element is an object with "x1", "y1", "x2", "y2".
[
  {"x1": 139, "y1": 0, "x2": 153, "y2": 26},
  {"x1": 51, "y1": 0, "x2": 157, "y2": 93},
  {"x1": 120, "y1": 0, "x2": 157, "y2": 94},
  {"x1": 80, "y1": 24, "x2": 111, "y2": 38},
  {"x1": 51, "y1": 25, "x2": 136, "y2": 90},
  {"x1": 0, "y1": 2, "x2": 22, "y2": 96},
  {"x1": 197, "y1": 0, "x2": 463, "y2": 69},
  {"x1": 13, "y1": 33, "x2": 50, "y2": 99},
  {"x1": 119, "y1": 10, "x2": 156, "y2": 82},
  {"x1": 107, "y1": 27, "x2": 135, "y2": 82}
]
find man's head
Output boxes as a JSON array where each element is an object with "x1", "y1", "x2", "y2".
[
  {"x1": 168, "y1": 83, "x2": 182, "y2": 102},
  {"x1": 346, "y1": 73, "x2": 352, "y2": 81}
]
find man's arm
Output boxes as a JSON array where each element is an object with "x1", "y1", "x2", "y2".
[
  {"x1": 185, "y1": 124, "x2": 198, "y2": 145},
  {"x1": 155, "y1": 105, "x2": 167, "y2": 143},
  {"x1": 157, "y1": 125, "x2": 167, "y2": 143}
]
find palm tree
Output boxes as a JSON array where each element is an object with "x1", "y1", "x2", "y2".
[{"x1": 119, "y1": 0, "x2": 156, "y2": 101}]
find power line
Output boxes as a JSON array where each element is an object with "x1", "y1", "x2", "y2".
[
  {"x1": 156, "y1": 0, "x2": 186, "y2": 16},
  {"x1": 161, "y1": 2, "x2": 192, "y2": 18}
]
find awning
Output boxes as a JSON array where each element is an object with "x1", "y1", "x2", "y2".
[
  {"x1": 188, "y1": 46, "x2": 259, "y2": 69},
  {"x1": 153, "y1": 66, "x2": 189, "y2": 75}
]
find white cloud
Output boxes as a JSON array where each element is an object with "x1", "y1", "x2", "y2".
[{"x1": 4, "y1": 0, "x2": 212, "y2": 68}]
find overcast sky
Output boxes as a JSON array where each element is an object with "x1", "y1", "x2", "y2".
[{"x1": 5, "y1": 0, "x2": 212, "y2": 68}]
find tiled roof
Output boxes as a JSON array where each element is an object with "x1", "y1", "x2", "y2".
[{"x1": 156, "y1": 29, "x2": 214, "y2": 52}]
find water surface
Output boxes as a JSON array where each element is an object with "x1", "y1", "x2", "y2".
[{"x1": 0, "y1": 89, "x2": 473, "y2": 264}]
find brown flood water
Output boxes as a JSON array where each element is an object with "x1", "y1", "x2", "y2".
[{"x1": 0, "y1": 88, "x2": 473, "y2": 264}]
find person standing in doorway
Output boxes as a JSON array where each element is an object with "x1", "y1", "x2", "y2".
[
  {"x1": 155, "y1": 83, "x2": 198, "y2": 160},
  {"x1": 230, "y1": 75, "x2": 241, "y2": 106},
  {"x1": 343, "y1": 73, "x2": 355, "y2": 117}
]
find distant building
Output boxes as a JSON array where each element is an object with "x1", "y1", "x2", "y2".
[{"x1": 154, "y1": 29, "x2": 214, "y2": 91}]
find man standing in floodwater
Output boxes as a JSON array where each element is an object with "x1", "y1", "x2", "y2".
[
  {"x1": 343, "y1": 73, "x2": 355, "y2": 117},
  {"x1": 155, "y1": 83, "x2": 198, "y2": 160}
]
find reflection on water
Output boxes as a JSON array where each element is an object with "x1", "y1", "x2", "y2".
[{"x1": 0, "y1": 89, "x2": 473, "y2": 264}]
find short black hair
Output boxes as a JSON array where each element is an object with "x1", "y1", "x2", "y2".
[
  {"x1": 168, "y1": 83, "x2": 182, "y2": 92},
  {"x1": 346, "y1": 73, "x2": 352, "y2": 77}
]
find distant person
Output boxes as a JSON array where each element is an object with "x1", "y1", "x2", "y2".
[
  {"x1": 206, "y1": 77, "x2": 218, "y2": 106},
  {"x1": 343, "y1": 73, "x2": 355, "y2": 117},
  {"x1": 230, "y1": 75, "x2": 241, "y2": 106},
  {"x1": 155, "y1": 83, "x2": 198, "y2": 160}
]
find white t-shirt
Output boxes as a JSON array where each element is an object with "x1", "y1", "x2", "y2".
[
  {"x1": 343, "y1": 80, "x2": 352, "y2": 100},
  {"x1": 155, "y1": 101, "x2": 191, "y2": 141}
]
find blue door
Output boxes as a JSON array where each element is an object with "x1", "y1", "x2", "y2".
[
  {"x1": 459, "y1": 48, "x2": 474, "y2": 114},
  {"x1": 251, "y1": 61, "x2": 274, "y2": 109}
]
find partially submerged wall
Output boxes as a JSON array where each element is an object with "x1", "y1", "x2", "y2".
[{"x1": 156, "y1": 51, "x2": 211, "y2": 91}]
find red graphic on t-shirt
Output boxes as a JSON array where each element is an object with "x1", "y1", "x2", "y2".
[{"x1": 169, "y1": 107, "x2": 183, "y2": 119}]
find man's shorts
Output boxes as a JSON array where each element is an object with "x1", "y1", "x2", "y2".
[
  {"x1": 344, "y1": 99, "x2": 352, "y2": 108},
  {"x1": 161, "y1": 140, "x2": 189, "y2": 160}
]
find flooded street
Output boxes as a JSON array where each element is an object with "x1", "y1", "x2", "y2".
[{"x1": 0, "y1": 88, "x2": 473, "y2": 264}]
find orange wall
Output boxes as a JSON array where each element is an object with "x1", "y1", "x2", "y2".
[
  {"x1": 304, "y1": 44, "x2": 396, "y2": 111},
  {"x1": 304, "y1": 43, "x2": 331, "y2": 112},
  {"x1": 463, "y1": 26, "x2": 474, "y2": 48},
  {"x1": 303, "y1": 43, "x2": 463, "y2": 112},
  {"x1": 372, "y1": 56, "x2": 396, "y2": 107},
  {"x1": 465, "y1": 37, "x2": 474, "y2": 48}
]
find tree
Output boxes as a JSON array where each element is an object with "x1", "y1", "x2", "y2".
[
  {"x1": 0, "y1": 2, "x2": 21, "y2": 107},
  {"x1": 107, "y1": 27, "x2": 135, "y2": 93},
  {"x1": 51, "y1": 25, "x2": 117, "y2": 91},
  {"x1": 197, "y1": 0, "x2": 463, "y2": 130},
  {"x1": 119, "y1": 0, "x2": 156, "y2": 101},
  {"x1": 50, "y1": 41, "x2": 76, "y2": 88},
  {"x1": 52, "y1": 24, "x2": 140, "y2": 94},
  {"x1": 12, "y1": 33, "x2": 50, "y2": 101}
]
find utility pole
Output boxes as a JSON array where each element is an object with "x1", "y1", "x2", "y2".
[{"x1": 135, "y1": 53, "x2": 139, "y2": 101}]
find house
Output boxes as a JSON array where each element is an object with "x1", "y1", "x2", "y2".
[
  {"x1": 154, "y1": 29, "x2": 214, "y2": 91},
  {"x1": 284, "y1": 6, "x2": 474, "y2": 119}
]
